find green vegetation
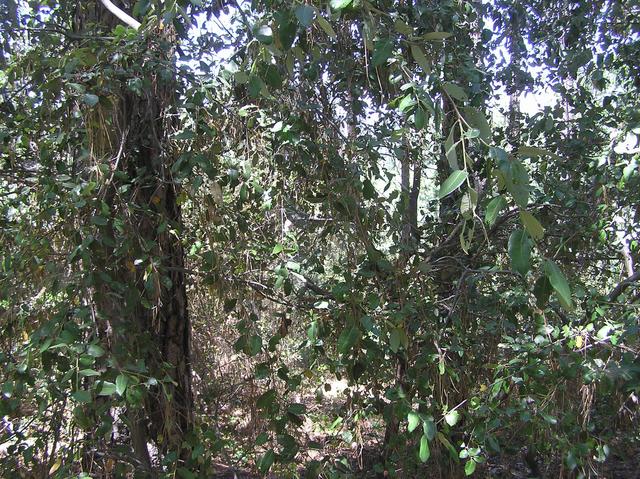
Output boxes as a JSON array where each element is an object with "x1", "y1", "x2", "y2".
[{"x1": 0, "y1": 0, "x2": 638, "y2": 477}]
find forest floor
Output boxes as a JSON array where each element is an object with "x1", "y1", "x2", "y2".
[
  {"x1": 205, "y1": 354, "x2": 640, "y2": 479},
  {"x1": 209, "y1": 446, "x2": 640, "y2": 479},
  {"x1": 207, "y1": 375, "x2": 640, "y2": 478}
]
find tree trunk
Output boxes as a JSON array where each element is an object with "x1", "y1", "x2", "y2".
[
  {"x1": 85, "y1": 0, "x2": 193, "y2": 466},
  {"x1": 122, "y1": 48, "x2": 193, "y2": 456},
  {"x1": 506, "y1": 5, "x2": 523, "y2": 150}
]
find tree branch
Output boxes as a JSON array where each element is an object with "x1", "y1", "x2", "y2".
[
  {"x1": 608, "y1": 270, "x2": 640, "y2": 302},
  {"x1": 98, "y1": 0, "x2": 141, "y2": 30}
]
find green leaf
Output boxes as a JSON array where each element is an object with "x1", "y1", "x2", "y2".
[
  {"x1": 83, "y1": 94, "x2": 99, "y2": 107},
  {"x1": 68, "y1": 82, "x2": 85, "y2": 93},
  {"x1": 503, "y1": 159, "x2": 530, "y2": 207},
  {"x1": 248, "y1": 334, "x2": 263, "y2": 356},
  {"x1": 414, "y1": 107, "x2": 426, "y2": 130},
  {"x1": 533, "y1": 275, "x2": 553, "y2": 308},
  {"x1": 98, "y1": 381, "x2": 116, "y2": 396},
  {"x1": 394, "y1": 19, "x2": 412, "y2": 35},
  {"x1": 398, "y1": 94, "x2": 416, "y2": 113},
  {"x1": 465, "y1": 128, "x2": 480, "y2": 139},
  {"x1": 294, "y1": 5, "x2": 315, "y2": 27},
  {"x1": 487, "y1": 436, "x2": 500, "y2": 453},
  {"x1": 316, "y1": 16, "x2": 336, "y2": 38},
  {"x1": 516, "y1": 146, "x2": 560, "y2": 159},
  {"x1": 423, "y1": 31, "x2": 453, "y2": 41},
  {"x1": 460, "y1": 188, "x2": 477, "y2": 219},
  {"x1": 623, "y1": 160, "x2": 636, "y2": 181},
  {"x1": 257, "y1": 449, "x2": 276, "y2": 474},
  {"x1": 459, "y1": 221, "x2": 473, "y2": 254},
  {"x1": 419, "y1": 434, "x2": 430, "y2": 462},
  {"x1": 495, "y1": 154, "x2": 530, "y2": 207},
  {"x1": 544, "y1": 260, "x2": 573, "y2": 311},
  {"x1": 287, "y1": 403, "x2": 306, "y2": 415},
  {"x1": 442, "y1": 82, "x2": 468, "y2": 101},
  {"x1": 372, "y1": 38, "x2": 393, "y2": 67},
  {"x1": 465, "y1": 459, "x2": 477, "y2": 475},
  {"x1": 79, "y1": 369, "x2": 101, "y2": 377},
  {"x1": 445, "y1": 127, "x2": 458, "y2": 170},
  {"x1": 255, "y1": 362, "x2": 270, "y2": 380},
  {"x1": 90, "y1": 215, "x2": 108, "y2": 226},
  {"x1": 444, "y1": 409, "x2": 460, "y2": 426},
  {"x1": 126, "y1": 385, "x2": 143, "y2": 406},
  {"x1": 116, "y1": 374, "x2": 129, "y2": 396},
  {"x1": 278, "y1": 434, "x2": 298, "y2": 459},
  {"x1": 389, "y1": 328, "x2": 401, "y2": 353},
  {"x1": 422, "y1": 418, "x2": 436, "y2": 440},
  {"x1": 248, "y1": 75, "x2": 267, "y2": 98},
  {"x1": 462, "y1": 107, "x2": 491, "y2": 142},
  {"x1": 596, "y1": 325, "x2": 611, "y2": 340},
  {"x1": 278, "y1": 17, "x2": 297, "y2": 50},
  {"x1": 255, "y1": 432, "x2": 269, "y2": 446},
  {"x1": 485, "y1": 196, "x2": 506, "y2": 226},
  {"x1": 87, "y1": 344, "x2": 105, "y2": 357},
  {"x1": 263, "y1": 65, "x2": 283, "y2": 89},
  {"x1": 362, "y1": 179, "x2": 376, "y2": 199},
  {"x1": 224, "y1": 298, "x2": 237, "y2": 312},
  {"x1": 72, "y1": 390, "x2": 92, "y2": 403},
  {"x1": 437, "y1": 432, "x2": 459, "y2": 461},
  {"x1": 519, "y1": 211, "x2": 545, "y2": 240},
  {"x1": 174, "y1": 130, "x2": 195, "y2": 141},
  {"x1": 257, "y1": 389, "x2": 277, "y2": 410},
  {"x1": 254, "y1": 25, "x2": 273, "y2": 44},
  {"x1": 508, "y1": 229, "x2": 532, "y2": 275},
  {"x1": 338, "y1": 326, "x2": 360, "y2": 354},
  {"x1": 407, "y1": 411, "x2": 420, "y2": 432},
  {"x1": 272, "y1": 243, "x2": 283, "y2": 254},
  {"x1": 410, "y1": 45, "x2": 430, "y2": 71},
  {"x1": 490, "y1": 146, "x2": 508, "y2": 163},
  {"x1": 438, "y1": 170, "x2": 468, "y2": 199},
  {"x1": 330, "y1": 0, "x2": 352, "y2": 10}
]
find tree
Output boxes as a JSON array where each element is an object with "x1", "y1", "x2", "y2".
[
  {"x1": 0, "y1": 0, "x2": 638, "y2": 477},
  {"x1": 1, "y1": 0, "x2": 197, "y2": 472}
]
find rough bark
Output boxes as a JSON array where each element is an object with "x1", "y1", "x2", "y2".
[
  {"x1": 86, "y1": 0, "x2": 193, "y2": 466},
  {"x1": 506, "y1": 5, "x2": 523, "y2": 150},
  {"x1": 124, "y1": 42, "x2": 193, "y2": 453}
]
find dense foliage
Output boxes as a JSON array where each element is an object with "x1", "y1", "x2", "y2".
[{"x1": 0, "y1": 0, "x2": 639, "y2": 477}]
